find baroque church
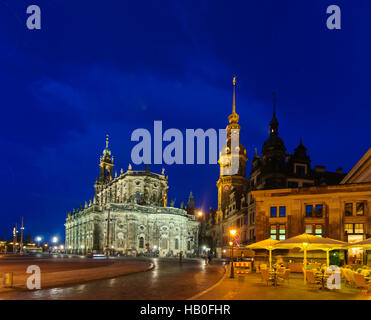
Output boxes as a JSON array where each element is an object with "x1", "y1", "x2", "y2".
[
  {"x1": 208, "y1": 78, "x2": 347, "y2": 257},
  {"x1": 65, "y1": 136, "x2": 199, "y2": 256}
]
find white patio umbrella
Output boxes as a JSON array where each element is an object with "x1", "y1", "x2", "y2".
[
  {"x1": 274, "y1": 233, "x2": 347, "y2": 284},
  {"x1": 246, "y1": 238, "x2": 280, "y2": 269}
]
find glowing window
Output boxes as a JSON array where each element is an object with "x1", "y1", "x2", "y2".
[
  {"x1": 305, "y1": 224, "x2": 313, "y2": 234},
  {"x1": 355, "y1": 224, "x2": 364, "y2": 234},
  {"x1": 315, "y1": 225, "x2": 322, "y2": 237},
  {"x1": 356, "y1": 203, "x2": 364, "y2": 216}
]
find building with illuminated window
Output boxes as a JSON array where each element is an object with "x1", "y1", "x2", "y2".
[
  {"x1": 64, "y1": 136, "x2": 199, "y2": 257},
  {"x1": 252, "y1": 178, "x2": 371, "y2": 242},
  {"x1": 208, "y1": 78, "x2": 355, "y2": 257}
]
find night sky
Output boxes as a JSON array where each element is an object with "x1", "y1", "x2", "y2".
[{"x1": 0, "y1": 1, "x2": 370, "y2": 243}]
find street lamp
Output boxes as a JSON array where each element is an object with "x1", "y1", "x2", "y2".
[
  {"x1": 52, "y1": 236, "x2": 58, "y2": 244},
  {"x1": 197, "y1": 211, "x2": 203, "y2": 218},
  {"x1": 229, "y1": 229, "x2": 237, "y2": 278},
  {"x1": 36, "y1": 236, "x2": 42, "y2": 247}
]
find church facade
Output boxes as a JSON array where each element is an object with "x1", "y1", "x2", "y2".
[{"x1": 65, "y1": 136, "x2": 199, "y2": 256}]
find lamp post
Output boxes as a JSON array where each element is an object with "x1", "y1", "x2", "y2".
[
  {"x1": 36, "y1": 236, "x2": 42, "y2": 247},
  {"x1": 105, "y1": 205, "x2": 112, "y2": 257},
  {"x1": 20, "y1": 217, "x2": 24, "y2": 256},
  {"x1": 13, "y1": 224, "x2": 17, "y2": 254},
  {"x1": 197, "y1": 211, "x2": 206, "y2": 256},
  {"x1": 52, "y1": 236, "x2": 58, "y2": 253},
  {"x1": 303, "y1": 242, "x2": 308, "y2": 285},
  {"x1": 229, "y1": 229, "x2": 237, "y2": 278}
]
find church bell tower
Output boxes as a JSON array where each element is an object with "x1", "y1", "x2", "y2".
[{"x1": 99, "y1": 134, "x2": 114, "y2": 182}]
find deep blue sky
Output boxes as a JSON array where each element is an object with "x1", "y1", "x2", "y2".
[{"x1": 0, "y1": 1, "x2": 370, "y2": 242}]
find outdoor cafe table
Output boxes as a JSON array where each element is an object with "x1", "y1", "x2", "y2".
[
  {"x1": 269, "y1": 269, "x2": 278, "y2": 286},
  {"x1": 269, "y1": 268, "x2": 286, "y2": 286},
  {"x1": 314, "y1": 271, "x2": 330, "y2": 290}
]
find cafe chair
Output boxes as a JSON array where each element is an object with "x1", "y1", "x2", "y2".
[
  {"x1": 260, "y1": 269, "x2": 273, "y2": 286},
  {"x1": 278, "y1": 269, "x2": 290, "y2": 285},
  {"x1": 354, "y1": 273, "x2": 371, "y2": 295},
  {"x1": 306, "y1": 270, "x2": 321, "y2": 290}
]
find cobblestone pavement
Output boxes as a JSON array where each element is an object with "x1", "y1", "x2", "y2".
[
  {"x1": 0, "y1": 254, "x2": 152, "y2": 295},
  {"x1": 193, "y1": 269, "x2": 371, "y2": 300},
  {"x1": 0, "y1": 257, "x2": 225, "y2": 300}
]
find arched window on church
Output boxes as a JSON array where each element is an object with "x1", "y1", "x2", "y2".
[
  {"x1": 175, "y1": 238, "x2": 179, "y2": 250},
  {"x1": 139, "y1": 237, "x2": 144, "y2": 249},
  {"x1": 187, "y1": 241, "x2": 191, "y2": 250},
  {"x1": 136, "y1": 191, "x2": 141, "y2": 201},
  {"x1": 160, "y1": 238, "x2": 168, "y2": 250}
]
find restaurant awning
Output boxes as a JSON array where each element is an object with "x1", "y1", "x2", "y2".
[
  {"x1": 273, "y1": 233, "x2": 348, "y2": 284},
  {"x1": 246, "y1": 238, "x2": 280, "y2": 269}
]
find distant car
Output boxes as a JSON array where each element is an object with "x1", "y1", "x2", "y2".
[{"x1": 87, "y1": 253, "x2": 105, "y2": 259}]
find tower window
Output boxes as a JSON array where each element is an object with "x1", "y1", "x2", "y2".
[
  {"x1": 136, "y1": 192, "x2": 141, "y2": 201},
  {"x1": 175, "y1": 238, "x2": 179, "y2": 250}
]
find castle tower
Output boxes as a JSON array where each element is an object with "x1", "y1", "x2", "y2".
[
  {"x1": 216, "y1": 77, "x2": 248, "y2": 218},
  {"x1": 261, "y1": 92, "x2": 287, "y2": 188}
]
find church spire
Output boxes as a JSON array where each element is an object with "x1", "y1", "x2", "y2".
[
  {"x1": 228, "y1": 76, "x2": 239, "y2": 124},
  {"x1": 103, "y1": 134, "x2": 112, "y2": 157},
  {"x1": 232, "y1": 76, "x2": 236, "y2": 114},
  {"x1": 270, "y1": 92, "x2": 279, "y2": 136}
]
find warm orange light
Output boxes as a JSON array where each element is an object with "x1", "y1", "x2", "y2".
[
  {"x1": 230, "y1": 229, "x2": 237, "y2": 236},
  {"x1": 229, "y1": 241, "x2": 233, "y2": 246},
  {"x1": 197, "y1": 211, "x2": 203, "y2": 217}
]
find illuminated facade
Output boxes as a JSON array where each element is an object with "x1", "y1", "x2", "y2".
[
  {"x1": 252, "y1": 181, "x2": 371, "y2": 243},
  {"x1": 65, "y1": 136, "x2": 199, "y2": 256},
  {"x1": 209, "y1": 81, "x2": 348, "y2": 257},
  {"x1": 252, "y1": 148, "x2": 371, "y2": 244}
]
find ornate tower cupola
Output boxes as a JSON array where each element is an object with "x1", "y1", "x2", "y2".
[{"x1": 99, "y1": 134, "x2": 114, "y2": 183}]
